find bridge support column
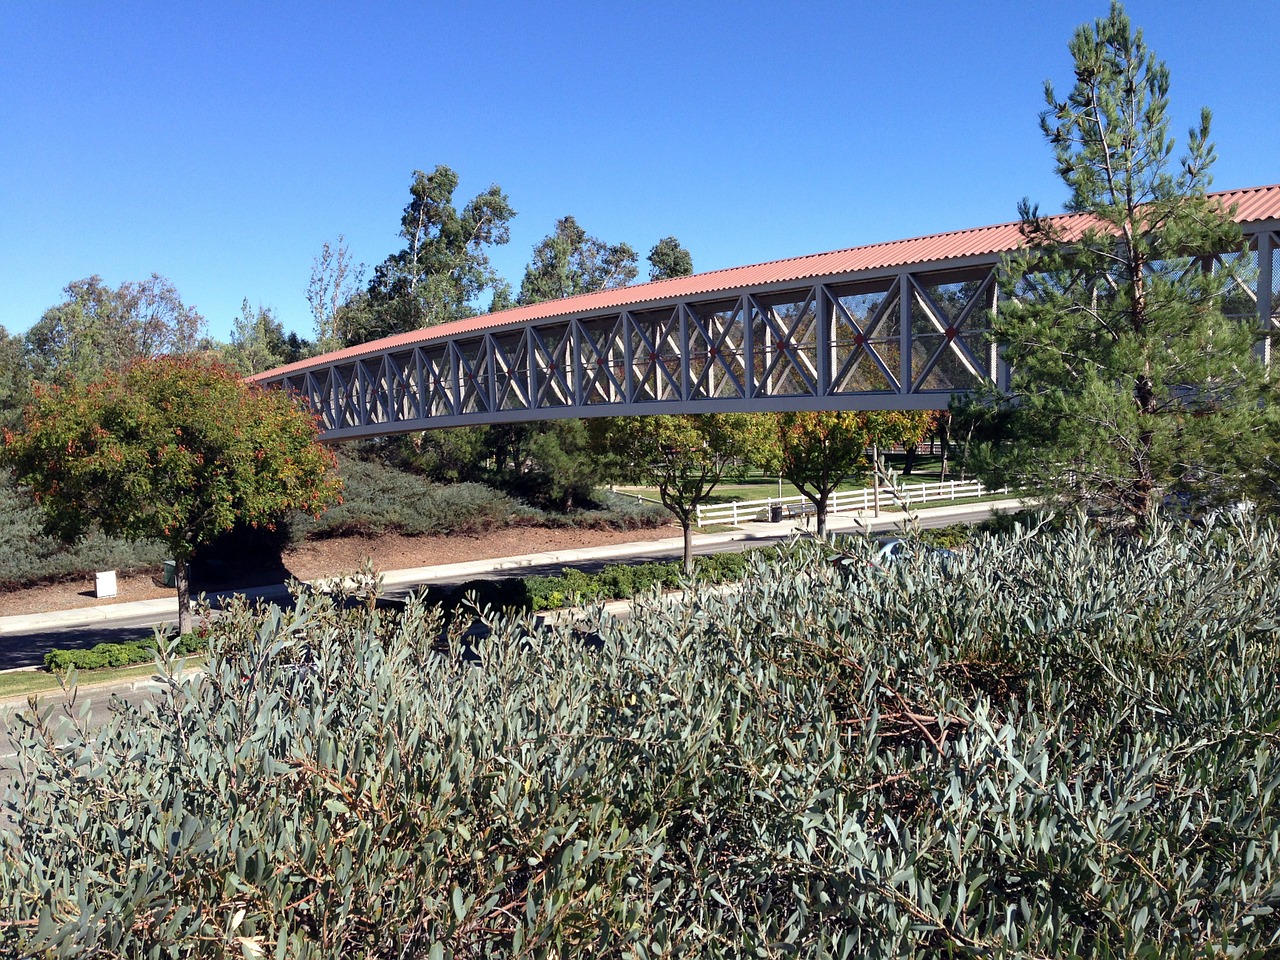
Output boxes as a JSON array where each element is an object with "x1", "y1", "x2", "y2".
[
  {"x1": 816, "y1": 285, "x2": 831, "y2": 396},
  {"x1": 1260, "y1": 231, "x2": 1274, "y2": 367},
  {"x1": 898, "y1": 272, "x2": 912, "y2": 394},
  {"x1": 679, "y1": 307, "x2": 691, "y2": 401}
]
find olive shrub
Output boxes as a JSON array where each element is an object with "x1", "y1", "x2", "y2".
[{"x1": 3, "y1": 516, "x2": 1279, "y2": 957}]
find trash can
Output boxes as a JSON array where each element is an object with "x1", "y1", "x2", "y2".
[
  {"x1": 770, "y1": 503, "x2": 784, "y2": 523},
  {"x1": 162, "y1": 560, "x2": 177, "y2": 587}
]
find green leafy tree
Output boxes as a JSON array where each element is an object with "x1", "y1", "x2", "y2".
[
  {"x1": 762, "y1": 410, "x2": 934, "y2": 534},
  {"x1": 647, "y1": 236, "x2": 694, "y2": 280},
  {"x1": 2, "y1": 357, "x2": 341, "y2": 633},
  {"x1": 592, "y1": 413, "x2": 766, "y2": 572},
  {"x1": 122, "y1": 274, "x2": 204, "y2": 358},
  {"x1": 222, "y1": 300, "x2": 311, "y2": 376},
  {"x1": 24, "y1": 276, "x2": 131, "y2": 386},
  {"x1": 521, "y1": 418, "x2": 602, "y2": 511},
  {"x1": 408, "y1": 426, "x2": 489, "y2": 484},
  {"x1": 0, "y1": 325, "x2": 27, "y2": 429},
  {"x1": 762, "y1": 412, "x2": 871, "y2": 536},
  {"x1": 887, "y1": 410, "x2": 936, "y2": 475},
  {"x1": 980, "y1": 2, "x2": 1277, "y2": 526},
  {"x1": 350, "y1": 166, "x2": 516, "y2": 343},
  {"x1": 24, "y1": 275, "x2": 204, "y2": 387},
  {"x1": 306, "y1": 235, "x2": 365, "y2": 352},
  {"x1": 517, "y1": 216, "x2": 637, "y2": 305}
]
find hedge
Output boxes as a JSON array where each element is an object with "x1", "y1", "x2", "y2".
[{"x1": 42, "y1": 632, "x2": 208, "y2": 673}]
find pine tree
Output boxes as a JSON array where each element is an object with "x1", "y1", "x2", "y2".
[{"x1": 980, "y1": 2, "x2": 1278, "y2": 526}]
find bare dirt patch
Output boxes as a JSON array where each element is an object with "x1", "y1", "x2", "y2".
[{"x1": 0, "y1": 523, "x2": 681, "y2": 619}]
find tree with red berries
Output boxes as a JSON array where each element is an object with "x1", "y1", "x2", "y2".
[{"x1": 2, "y1": 357, "x2": 342, "y2": 634}]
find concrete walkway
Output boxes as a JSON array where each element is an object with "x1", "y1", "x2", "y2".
[{"x1": 0, "y1": 498, "x2": 1023, "y2": 640}]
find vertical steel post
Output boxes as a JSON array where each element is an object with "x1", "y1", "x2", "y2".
[
  {"x1": 816, "y1": 285, "x2": 831, "y2": 397},
  {"x1": 899, "y1": 274, "x2": 913, "y2": 394},
  {"x1": 413, "y1": 348, "x2": 427, "y2": 419},
  {"x1": 449, "y1": 345, "x2": 463, "y2": 417},
  {"x1": 485, "y1": 335, "x2": 498, "y2": 413},
  {"x1": 621, "y1": 312, "x2": 635, "y2": 405},
  {"x1": 679, "y1": 306, "x2": 691, "y2": 402},
  {"x1": 525, "y1": 328, "x2": 538, "y2": 411},
  {"x1": 570, "y1": 320, "x2": 585, "y2": 407},
  {"x1": 1259, "y1": 231, "x2": 1274, "y2": 367},
  {"x1": 742, "y1": 296, "x2": 755, "y2": 399},
  {"x1": 989, "y1": 275, "x2": 1006, "y2": 390}
]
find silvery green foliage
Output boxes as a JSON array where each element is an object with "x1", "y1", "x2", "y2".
[{"x1": 3, "y1": 517, "x2": 1280, "y2": 957}]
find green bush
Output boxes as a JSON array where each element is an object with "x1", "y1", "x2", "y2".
[
  {"x1": 917, "y1": 522, "x2": 973, "y2": 548},
  {"x1": 6, "y1": 517, "x2": 1280, "y2": 955},
  {"x1": 43, "y1": 629, "x2": 210, "y2": 672},
  {"x1": 43, "y1": 639, "x2": 156, "y2": 672},
  {"x1": 521, "y1": 553, "x2": 757, "y2": 612},
  {"x1": 292, "y1": 449, "x2": 667, "y2": 542}
]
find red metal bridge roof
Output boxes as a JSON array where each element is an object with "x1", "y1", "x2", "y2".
[{"x1": 254, "y1": 183, "x2": 1280, "y2": 381}]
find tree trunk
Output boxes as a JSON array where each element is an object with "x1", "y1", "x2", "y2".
[
  {"x1": 937, "y1": 413, "x2": 951, "y2": 479},
  {"x1": 816, "y1": 493, "x2": 828, "y2": 537},
  {"x1": 1130, "y1": 373, "x2": 1158, "y2": 525},
  {"x1": 958, "y1": 424, "x2": 975, "y2": 481},
  {"x1": 682, "y1": 519, "x2": 695, "y2": 575},
  {"x1": 175, "y1": 557, "x2": 192, "y2": 636},
  {"x1": 871, "y1": 444, "x2": 881, "y2": 517},
  {"x1": 903, "y1": 443, "x2": 917, "y2": 475}
]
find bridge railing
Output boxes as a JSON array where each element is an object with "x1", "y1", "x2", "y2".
[{"x1": 694, "y1": 479, "x2": 1007, "y2": 526}]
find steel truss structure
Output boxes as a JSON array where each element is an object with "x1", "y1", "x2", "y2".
[{"x1": 255, "y1": 224, "x2": 1280, "y2": 442}]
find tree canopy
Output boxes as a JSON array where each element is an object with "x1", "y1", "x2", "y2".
[
  {"x1": 306, "y1": 235, "x2": 364, "y2": 352},
  {"x1": 222, "y1": 300, "x2": 311, "y2": 376},
  {"x1": 23, "y1": 274, "x2": 204, "y2": 387},
  {"x1": 647, "y1": 236, "x2": 694, "y2": 281},
  {"x1": 762, "y1": 411, "x2": 934, "y2": 534},
  {"x1": 347, "y1": 166, "x2": 516, "y2": 343},
  {"x1": 518, "y1": 216, "x2": 638, "y2": 306},
  {"x1": 592, "y1": 413, "x2": 767, "y2": 572},
  {"x1": 2, "y1": 357, "x2": 341, "y2": 632},
  {"x1": 0, "y1": 325, "x2": 26, "y2": 429},
  {"x1": 976, "y1": 1, "x2": 1278, "y2": 525}
]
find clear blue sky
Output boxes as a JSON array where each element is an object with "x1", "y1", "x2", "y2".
[{"x1": 2, "y1": 1, "x2": 1276, "y2": 343}]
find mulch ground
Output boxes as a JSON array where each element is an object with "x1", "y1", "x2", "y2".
[{"x1": 0, "y1": 523, "x2": 681, "y2": 618}]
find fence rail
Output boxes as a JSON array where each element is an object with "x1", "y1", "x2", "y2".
[{"x1": 694, "y1": 479, "x2": 1006, "y2": 526}]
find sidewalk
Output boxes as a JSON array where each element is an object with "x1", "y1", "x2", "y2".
[{"x1": 0, "y1": 498, "x2": 1023, "y2": 639}]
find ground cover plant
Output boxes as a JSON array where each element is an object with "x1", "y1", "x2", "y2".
[
  {"x1": 3, "y1": 516, "x2": 1279, "y2": 956},
  {"x1": 239, "y1": 447, "x2": 668, "y2": 543},
  {"x1": 0, "y1": 471, "x2": 168, "y2": 588}
]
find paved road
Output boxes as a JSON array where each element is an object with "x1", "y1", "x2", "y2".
[{"x1": 0, "y1": 501, "x2": 1007, "y2": 667}]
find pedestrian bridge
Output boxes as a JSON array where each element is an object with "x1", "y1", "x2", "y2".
[{"x1": 252, "y1": 185, "x2": 1280, "y2": 441}]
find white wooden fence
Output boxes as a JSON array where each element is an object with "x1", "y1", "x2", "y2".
[{"x1": 694, "y1": 479, "x2": 1006, "y2": 527}]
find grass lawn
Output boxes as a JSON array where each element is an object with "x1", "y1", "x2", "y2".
[
  {"x1": 0, "y1": 655, "x2": 207, "y2": 703},
  {"x1": 619, "y1": 455, "x2": 976, "y2": 505}
]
